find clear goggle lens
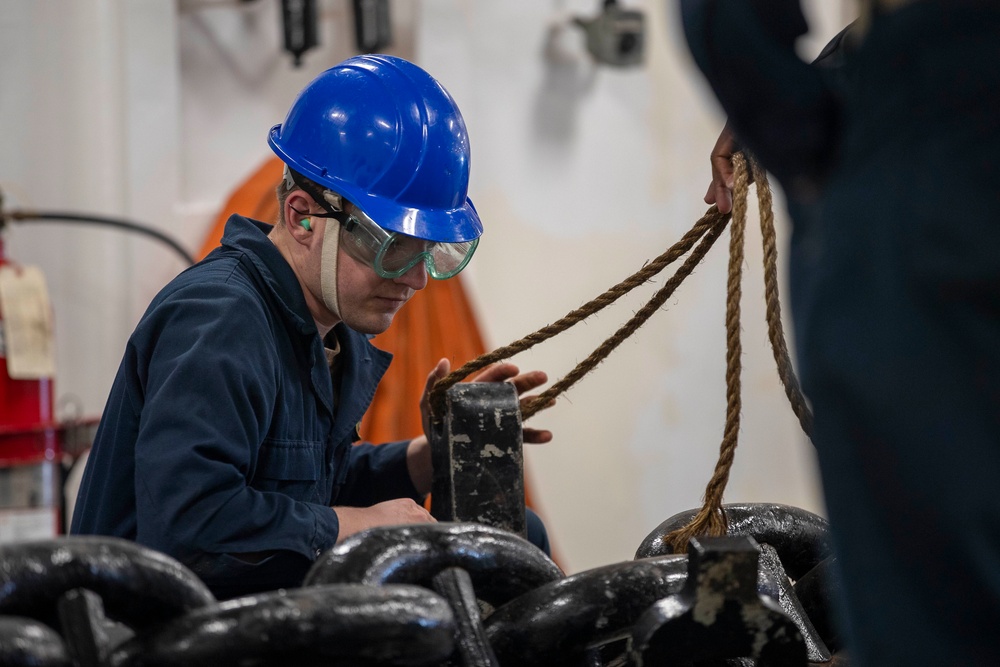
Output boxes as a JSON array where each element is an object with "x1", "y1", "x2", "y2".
[{"x1": 338, "y1": 206, "x2": 478, "y2": 280}]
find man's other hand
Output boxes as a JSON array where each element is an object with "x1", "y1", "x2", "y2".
[{"x1": 333, "y1": 498, "x2": 436, "y2": 543}]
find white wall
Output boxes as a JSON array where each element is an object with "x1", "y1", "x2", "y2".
[
  {"x1": 1, "y1": 1, "x2": 181, "y2": 421},
  {"x1": 1, "y1": 0, "x2": 852, "y2": 572}
]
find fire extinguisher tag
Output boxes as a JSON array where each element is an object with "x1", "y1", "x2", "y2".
[{"x1": 0, "y1": 265, "x2": 56, "y2": 379}]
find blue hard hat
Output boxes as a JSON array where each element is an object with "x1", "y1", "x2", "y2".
[{"x1": 268, "y1": 54, "x2": 482, "y2": 244}]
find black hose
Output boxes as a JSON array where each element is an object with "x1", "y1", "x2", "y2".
[{"x1": 8, "y1": 210, "x2": 197, "y2": 266}]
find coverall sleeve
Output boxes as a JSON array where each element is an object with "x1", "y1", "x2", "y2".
[
  {"x1": 131, "y1": 280, "x2": 338, "y2": 594},
  {"x1": 337, "y1": 439, "x2": 424, "y2": 508},
  {"x1": 679, "y1": 0, "x2": 840, "y2": 190}
]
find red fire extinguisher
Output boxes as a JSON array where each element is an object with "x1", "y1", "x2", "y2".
[{"x1": 0, "y1": 236, "x2": 60, "y2": 541}]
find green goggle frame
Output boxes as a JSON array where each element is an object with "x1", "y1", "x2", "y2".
[{"x1": 334, "y1": 206, "x2": 478, "y2": 280}]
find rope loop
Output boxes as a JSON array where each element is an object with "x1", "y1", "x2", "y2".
[
  {"x1": 662, "y1": 153, "x2": 814, "y2": 552},
  {"x1": 426, "y1": 152, "x2": 813, "y2": 555},
  {"x1": 428, "y1": 206, "x2": 731, "y2": 423}
]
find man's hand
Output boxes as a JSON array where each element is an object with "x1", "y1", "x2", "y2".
[
  {"x1": 333, "y1": 498, "x2": 435, "y2": 544},
  {"x1": 705, "y1": 121, "x2": 738, "y2": 215},
  {"x1": 419, "y1": 358, "x2": 554, "y2": 445},
  {"x1": 469, "y1": 361, "x2": 554, "y2": 444}
]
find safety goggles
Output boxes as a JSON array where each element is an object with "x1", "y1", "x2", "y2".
[{"x1": 334, "y1": 204, "x2": 478, "y2": 280}]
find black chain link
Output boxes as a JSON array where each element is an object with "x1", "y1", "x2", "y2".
[{"x1": 0, "y1": 506, "x2": 840, "y2": 666}]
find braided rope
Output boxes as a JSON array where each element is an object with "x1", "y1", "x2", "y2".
[
  {"x1": 752, "y1": 160, "x2": 814, "y2": 438},
  {"x1": 428, "y1": 207, "x2": 731, "y2": 421},
  {"x1": 662, "y1": 152, "x2": 749, "y2": 551},
  {"x1": 426, "y1": 151, "x2": 813, "y2": 555},
  {"x1": 520, "y1": 215, "x2": 729, "y2": 420}
]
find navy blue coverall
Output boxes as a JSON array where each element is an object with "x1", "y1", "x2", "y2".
[{"x1": 72, "y1": 215, "x2": 548, "y2": 599}]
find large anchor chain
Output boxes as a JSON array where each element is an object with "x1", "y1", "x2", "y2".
[
  {"x1": 306, "y1": 522, "x2": 564, "y2": 667},
  {"x1": 0, "y1": 512, "x2": 842, "y2": 665}
]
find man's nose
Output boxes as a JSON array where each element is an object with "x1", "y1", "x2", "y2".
[{"x1": 395, "y1": 260, "x2": 429, "y2": 290}]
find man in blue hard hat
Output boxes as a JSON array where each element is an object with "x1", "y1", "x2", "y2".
[{"x1": 71, "y1": 54, "x2": 552, "y2": 599}]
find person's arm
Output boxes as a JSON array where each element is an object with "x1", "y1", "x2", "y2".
[
  {"x1": 332, "y1": 498, "x2": 436, "y2": 542},
  {"x1": 133, "y1": 281, "x2": 339, "y2": 592},
  {"x1": 337, "y1": 438, "x2": 425, "y2": 506},
  {"x1": 331, "y1": 437, "x2": 438, "y2": 542},
  {"x1": 702, "y1": 19, "x2": 859, "y2": 213},
  {"x1": 683, "y1": 0, "x2": 841, "y2": 197}
]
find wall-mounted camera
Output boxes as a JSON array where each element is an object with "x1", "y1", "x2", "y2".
[{"x1": 573, "y1": 0, "x2": 645, "y2": 68}]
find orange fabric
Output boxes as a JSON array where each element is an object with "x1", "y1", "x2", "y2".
[{"x1": 201, "y1": 156, "x2": 548, "y2": 546}]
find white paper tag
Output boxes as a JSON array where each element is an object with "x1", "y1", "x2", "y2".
[
  {"x1": 0, "y1": 265, "x2": 56, "y2": 379},
  {"x1": 0, "y1": 508, "x2": 59, "y2": 542}
]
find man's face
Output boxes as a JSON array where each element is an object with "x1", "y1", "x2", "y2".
[{"x1": 334, "y1": 225, "x2": 429, "y2": 334}]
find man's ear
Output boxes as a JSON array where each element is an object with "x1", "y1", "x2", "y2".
[{"x1": 283, "y1": 190, "x2": 317, "y2": 246}]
